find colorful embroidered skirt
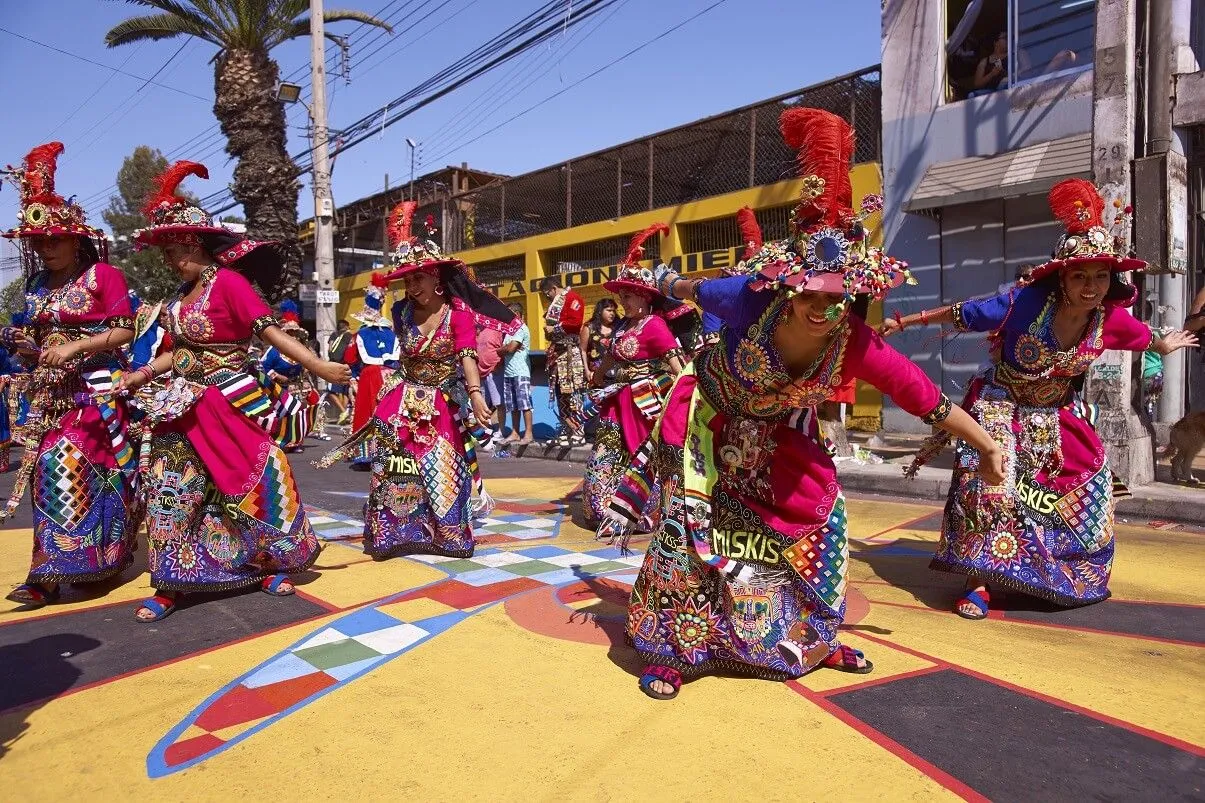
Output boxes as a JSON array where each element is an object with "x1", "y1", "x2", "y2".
[
  {"x1": 27, "y1": 407, "x2": 136, "y2": 584},
  {"x1": 582, "y1": 383, "x2": 665, "y2": 525},
  {"x1": 932, "y1": 380, "x2": 1115, "y2": 606},
  {"x1": 620, "y1": 373, "x2": 850, "y2": 680},
  {"x1": 547, "y1": 340, "x2": 586, "y2": 397},
  {"x1": 145, "y1": 389, "x2": 320, "y2": 592},
  {"x1": 324, "y1": 380, "x2": 477, "y2": 559}
]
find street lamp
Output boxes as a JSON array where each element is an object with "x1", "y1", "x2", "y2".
[
  {"x1": 276, "y1": 82, "x2": 304, "y2": 105},
  {"x1": 406, "y1": 138, "x2": 418, "y2": 201}
]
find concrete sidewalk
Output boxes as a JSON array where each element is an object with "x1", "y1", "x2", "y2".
[{"x1": 499, "y1": 440, "x2": 1205, "y2": 526}]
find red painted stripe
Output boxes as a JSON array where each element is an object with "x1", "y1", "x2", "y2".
[
  {"x1": 855, "y1": 508, "x2": 943, "y2": 542},
  {"x1": 849, "y1": 631, "x2": 1205, "y2": 758},
  {"x1": 0, "y1": 595, "x2": 139, "y2": 629},
  {"x1": 787, "y1": 681, "x2": 990, "y2": 802},
  {"x1": 865, "y1": 597, "x2": 1205, "y2": 648},
  {"x1": 813, "y1": 665, "x2": 945, "y2": 697}
]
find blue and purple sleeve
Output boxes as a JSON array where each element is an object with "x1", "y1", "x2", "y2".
[{"x1": 695, "y1": 276, "x2": 768, "y2": 332}]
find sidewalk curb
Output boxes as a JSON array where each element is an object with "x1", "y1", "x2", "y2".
[{"x1": 509, "y1": 442, "x2": 1205, "y2": 526}]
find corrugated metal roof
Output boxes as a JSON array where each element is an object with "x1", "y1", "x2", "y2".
[{"x1": 904, "y1": 133, "x2": 1091, "y2": 212}]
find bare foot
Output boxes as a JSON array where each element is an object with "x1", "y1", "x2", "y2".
[
  {"x1": 517, "y1": 436, "x2": 533, "y2": 445},
  {"x1": 648, "y1": 679, "x2": 674, "y2": 696}
]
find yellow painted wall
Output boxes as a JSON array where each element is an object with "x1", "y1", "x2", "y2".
[{"x1": 335, "y1": 163, "x2": 886, "y2": 426}]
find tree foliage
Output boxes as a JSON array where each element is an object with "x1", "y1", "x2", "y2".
[
  {"x1": 103, "y1": 146, "x2": 198, "y2": 302},
  {"x1": 105, "y1": 1, "x2": 392, "y2": 300}
]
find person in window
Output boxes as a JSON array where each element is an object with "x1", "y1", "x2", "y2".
[
  {"x1": 972, "y1": 32, "x2": 1009, "y2": 93},
  {"x1": 600, "y1": 109, "x2": 1005, "y2": 700},
  {"x1": 884, "y1": 179, "x2": 1198, "y2": 620}
]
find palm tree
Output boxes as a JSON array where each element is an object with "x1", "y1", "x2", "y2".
[{"x1": 105, "y1": 1, "x2": 391, "y2": 296}]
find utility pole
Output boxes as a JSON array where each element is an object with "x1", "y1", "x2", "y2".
[
  {"x1": 407, "y1": 138, "x2": 418, "y2": 201},
  {"x1": 309, "y1": 0, "x2": 336, "y2": 359},
  {"x1": 1085, "y1": 0, "x2": 1153, "y2": 486}
]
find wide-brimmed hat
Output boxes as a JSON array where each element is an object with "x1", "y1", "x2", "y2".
[
  {"x1": 742, "y1": 109, "x2": 912, "y2": 314},
  {"x1": 380, "y1": 201, "x2": 519, "y2": 335},
  {"x1": 381, "y1": 200, "x2": 461, "y2": 279},
  {"x1": 1027, "y1": 178, "x2": 1146, "y2": 283},
  {"x1": 2, "y1": 142, "x2": 104, "y2": 241},
  {"x1": 604, "y1": 223, "x2": 670, "y2": 298},
  {"x1": 133, "y1": 160, "x2": 284, "y2": 291}
]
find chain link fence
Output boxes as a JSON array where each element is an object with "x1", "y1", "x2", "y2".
[
  {"x1": 443, "y1": 67, "x2": 879, "y2": 252},
  {"x1": 329, "y1": 67, "x2": 880, "y2": 274}
]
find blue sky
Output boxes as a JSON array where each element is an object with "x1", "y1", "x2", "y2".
[{"x1": 0, "y1": 0, "x2": 881, "y2": 233}]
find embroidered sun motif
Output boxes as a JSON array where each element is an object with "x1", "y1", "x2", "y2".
[
  {"x1": 734, "y1": 339, "x2": 770, "y2": 384},
  {"x1": 615, "y1": 334, "x2": 639, "y2": 360},
  {"x1": 1014, "y1": 335, "x2": 1049, "y2": 369},
  {"x1": 179, "y1": 311, "x2": 214, "y2": 342},
  {"x1": 989, "y1": 532, "x2": 1019, "y2": 562}
]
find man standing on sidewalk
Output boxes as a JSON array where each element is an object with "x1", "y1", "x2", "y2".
[{"x1": 499, "y1": 303, "x2": 534, "y2": 445}]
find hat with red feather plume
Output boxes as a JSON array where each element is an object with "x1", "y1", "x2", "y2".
[
  {"x1": 1025, "y1": 178, "x2": 1144, "y2": 283},
  {"x1": 382, "y1": 199, "x2": 458, "y2": 278},
  {"x1": 131, "y1": 160, "x2": 226, "y2": 246},
  {"x1": 741, "y1": 108, "x2": 908, "y2": 317},
  {"x1": 2, "y1": 142, "x2": 101, "y2": 240},
  {"x1": 132, "y1": 159, "x2": 286, "y2": 294},
  {"x1": 377, "y1": 199, "x2": 519, "y2": 335},
  {"x1": 603, "y1": 223, "x2": 669, "y2": 297}
]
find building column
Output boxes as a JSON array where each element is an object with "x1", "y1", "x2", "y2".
[{"x1": 1085, "y1": 0, "x2": 1154, "y2": 486}]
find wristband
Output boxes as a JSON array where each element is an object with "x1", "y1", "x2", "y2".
[{"x1": 893, "y1": 310, "x2": 905, "y2": 330}]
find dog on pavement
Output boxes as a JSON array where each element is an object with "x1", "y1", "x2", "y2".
[{"x1": 1162, "y1": 411, "x2": 1205, "y2": 484}]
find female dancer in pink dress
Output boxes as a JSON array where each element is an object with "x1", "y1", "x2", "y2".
[
  {"x1": 118, "y1": 161, "x2": 350, "y2": 622},
  {"x1": 577, "y1": 224, "x2": 685, "y2": 527},
  {"x1": 600, "y1": 109, "x2": 1005, "y2": 700},
  {"x1": 0, "y1": 142, "x2": 138, "y2": 607},
  {"x1": 321, "y1": 202, "x2": 517, "y2": 559},
  {"x1": 884, "y1": 179, "x2": 1198, "y2": 619}
]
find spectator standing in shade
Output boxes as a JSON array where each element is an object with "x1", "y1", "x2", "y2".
[
  {"x1": 326, "y1": 319, "x2": 354, "y2": 424},
  {"x1": 500, "y1": 302, "x2": 534, "y2": 444}
]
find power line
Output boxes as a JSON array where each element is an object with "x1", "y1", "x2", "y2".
[
  {"x1": 72, "y1": 0, "x2": 431, "y2": 209},
  {"x1": 420, "y1": 0, "x2": 733, "y2": 167},
  {"x1": 203, "y1": 0, "x2": 621, "y2": 212},
  {"x1": 0, "y1": 26, "x2": 208, "y2": 101}
]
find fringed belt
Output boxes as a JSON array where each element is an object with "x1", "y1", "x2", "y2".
[
  {"x1": 172, "y1": 343, "x2": 251, "y2": 383},
  {"x1": 992, "y1": 363, "x2": 1075, "y2": 408}
]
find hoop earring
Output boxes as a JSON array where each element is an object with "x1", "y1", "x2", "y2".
[{"x1": 435, "y1": 285, "x2": 445, "y2": 296}]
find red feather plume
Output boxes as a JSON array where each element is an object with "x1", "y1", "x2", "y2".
[
  {"x1": 736, "y1": 206, "x2": 763, "y2": 260},
  {"x1": 143, "y1": 161, "x2": 208, "y2": 217},
  {"x1": 22, "y1": 142, "x2": 65, "y2": 202},
  {"x1": 387, "y1": 201, "x2": 417, "y2": 251},
  {"x1": 624, "y1": 222, "x2": 669, "y2": 266},
  {"x1": 779, "y1": 108, "x2": 855, "y2": 228},
  {"x1": 1048, "y1": 178, "x2": 1104, "y2": 234},
  {"x1": 370, "y1": 271, "x2": 390, "y2": 289}
]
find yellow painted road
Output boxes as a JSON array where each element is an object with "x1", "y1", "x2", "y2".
[{"x1": 0, "y1": 477, "x2": 1201, "y2": 800}]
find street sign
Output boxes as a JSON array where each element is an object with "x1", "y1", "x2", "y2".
[
  {"x1": 316, "y1": 289, "x2": 341, "y2": 304},
  {"x1": 299, "y1": 283, "x2": 317, "y2": 301}
]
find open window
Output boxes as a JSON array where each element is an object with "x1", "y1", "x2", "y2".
[{"x1": 945, "y1": 0, "x2": 1095, "y2": 102}]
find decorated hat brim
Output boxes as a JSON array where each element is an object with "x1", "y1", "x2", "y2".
[
  {"x1": 603, "y1": 278, "x2": 664, "y2": 298},
  {"x1": 787, "y1": 269, "x2": 908, "y2": 296},
  {"x1": 132, "y1": 223, "x2": 231, "y2": 247},
  {"x1": 3, "y1": 222, "x2": 104, "y2": 240},
  {"x1": 352, "y1": 310, "x2": 392, "y2": 327},
  {"x1": 388, "y1": 258, "x2": 463, "y2": 278},
  {"x1": 1028, "y1": 253, "x2": 1147, "y2": 283}
]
